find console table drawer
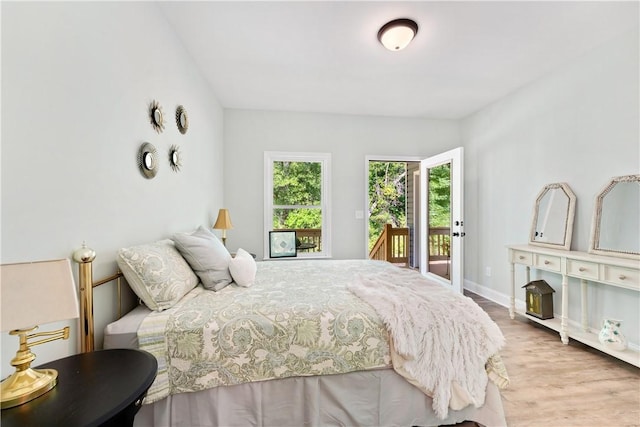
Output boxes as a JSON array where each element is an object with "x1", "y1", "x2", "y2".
[
  {"x1": 534, "y1": 254, "x2": 561, "y2": 272},
  {"x1": 567, "y1": 259, "x2": 598, "y2": 280},
  {"x1": 512, "y1": 250, "x2": 532, "y2": 265},
  {"x1": 603, "y1": 266, "x2": 639, "y2": 290}
]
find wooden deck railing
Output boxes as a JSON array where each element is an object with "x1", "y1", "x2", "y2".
[
  {"x1": 276, "y1": 225, "x2": 449, "y2": 260},
  {"x1": 369, "y1": 224, "x2": 409, "y2": 265},
  {"x1": 275, "y1": 228, "x2": 322, "y2": 252},
  {"x1": 369, "y1": 225, "x2": 451, "y2": 266},
  {"x1": 429, "y1": 227, "x2": 450, "y2": 260}
]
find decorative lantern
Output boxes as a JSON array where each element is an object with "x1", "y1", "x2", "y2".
[{"x1": 522, "y1": 280, "x2": 555, "y2": 320}]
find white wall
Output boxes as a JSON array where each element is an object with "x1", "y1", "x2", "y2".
[
  {"x1": 223, "y1": 110, "x2": 460, "y2": 259},
  {"x1": 224, "y1": 26, "x2": 639, "y2": 349},
  {"x1": 1, "y1": 2, "x2": 225, "y2": 375},
  {"x1": 462, "y1": 27, "x2": 639, "y2": 344}
]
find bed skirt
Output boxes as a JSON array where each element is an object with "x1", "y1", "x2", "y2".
[{"x1": 133, "y1": 367, "x2": 506, "y2": 427}]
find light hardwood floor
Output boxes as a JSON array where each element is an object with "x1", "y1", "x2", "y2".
[{"x1": 467, "y1": 291, "x2": 640, "y2": 427}]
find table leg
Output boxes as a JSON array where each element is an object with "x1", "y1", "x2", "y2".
[
  {"x1": 581, "y1": 279, "x2": 588, "y2": 332},
  {"x1": 509, "y1": 262, "x2": 515, "y2": 319},
  {"x1": 560, "y1": 274, "x2": 569, "y2": 344}
]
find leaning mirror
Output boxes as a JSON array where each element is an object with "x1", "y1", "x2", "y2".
[
  {"x1": 529, "y1": 182, "x2": 576, "y2": 250},
  {"x1": 589, "y1": 174, "x2": 640, "y2": 260}
]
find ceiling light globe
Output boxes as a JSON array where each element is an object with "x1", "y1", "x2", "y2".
[{"x1": 378, "y1": 19, "x2": 418, "y2": 51}]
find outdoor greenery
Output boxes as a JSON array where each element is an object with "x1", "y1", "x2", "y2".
[
  {"x1": 368, "y1": 161, "x2": 451, "y2": 251},
  {"x1": 270, "y1": 160, "x2": 451, "y2": 254},
  {"x1": 428, "y1": 163, "x2": 451, "y2": 228},
  {"x1": 368, "y1": 162, "x2": 407, "y2": 250},
  {"x1": 272, "y1": 161, "x2": 322, "y2": 229}
]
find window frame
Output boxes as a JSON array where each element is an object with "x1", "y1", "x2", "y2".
[{"x1": 264, "y1": 151, "x2": 332, "y2": 259}]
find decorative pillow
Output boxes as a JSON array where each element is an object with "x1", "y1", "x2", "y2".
[
  {"x1": 229, "y1": 248, "x2": 257, "y2": 287},
  {"x1": 117, "y1": 239, "x2": 199, "y2": 312},
  {"x1": 172, "y1": 226, "x2": 233, "y2": 291}
]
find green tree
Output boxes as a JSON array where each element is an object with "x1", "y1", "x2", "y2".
[
  {"x1": 428, "y1": 164, "x2": 450, "y2": 227},
  {"x1": 368, "y1": 162, "x2": 407, "y2": 250},
  {"x1": 272, "y1": 161, "x2": 322, "y2": 229}
]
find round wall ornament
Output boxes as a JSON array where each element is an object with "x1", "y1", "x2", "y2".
[
  {"x1": 137, "y1": 142, "x2": 158, "y2": 179},
  {"x1": 149, "y1": 100, "x2": 165, "y2": 133},
  {"x1": 169, "y1": 145, "x2": 183, "y2": 172},
  {"x1": 176, "y1": 105, "x2": 189, "y2": 134}
]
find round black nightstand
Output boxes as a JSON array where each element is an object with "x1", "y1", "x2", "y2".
[{"x1": 1, "y1": 348, "x2": 157, "y2": 427}]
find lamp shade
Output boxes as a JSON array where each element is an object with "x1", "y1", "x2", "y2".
[
  {"x1": 378, "y1": 18, "x2": 419, "y2": 51},
  {"x1": 213, "y1": 208, "x2": 233, "y2": 230},
  {"x1": 1, "y1": 259, "x2": 79, "y2": 332}
]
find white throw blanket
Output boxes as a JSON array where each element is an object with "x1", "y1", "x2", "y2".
[{"x1": 348, "y1": 270, "x2": 506, "y2": 419}]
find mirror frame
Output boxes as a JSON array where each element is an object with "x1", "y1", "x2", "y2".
[
  {"x1": 529, "y1": 182, "x2": 576, "y2": 250},
  {"x1": 137, "y1": 142, "x2": 158, "y2": 179},
  {"x1": 149, "y1": 100, "x2": 165, "y2": 133},
  {"x1": 176, "y1": 105, "x2": 189, "y2": 134},
  {"x1": 169, "y1": 144, "x2": 182, "y2": 172},
  {"x1": 589, "y1": 174, "x2": 640, "y2": 260}
]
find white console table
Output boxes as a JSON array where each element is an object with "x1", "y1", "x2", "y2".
[{"x1": 508, "y1": 244, "x2": 640, "y2": 367}]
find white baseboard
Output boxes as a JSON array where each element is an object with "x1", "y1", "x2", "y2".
[{"x1": 463, "y1": 279, "x2": 526, "y2": 311}]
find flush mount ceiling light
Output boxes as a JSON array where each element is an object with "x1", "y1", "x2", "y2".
[{"x1": 377, "y1": 18, "x2": 418, "y2": 51}]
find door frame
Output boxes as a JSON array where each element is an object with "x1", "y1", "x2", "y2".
[
  {"x1": 363, "y1": 155, "x2": 423, "y2": 258},
  {"x1": 412, "y1": 170, "x2": 421, "y2": 268},
  {"x1": 419, "y1": 147, "x2": 464, "y2": 292}
]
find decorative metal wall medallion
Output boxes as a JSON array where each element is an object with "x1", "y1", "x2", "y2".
[
  {"x1": 176, "y1": 105, "x2": 189, "y2": 134},
  {"x1": 169, "y1": 145, "x2": 182, "y2": 172},
  {"x1": 137, "y1": 142, "x2": 158, "y2": 179},
  {"x1": 149, "y1": 100, "x2": 165, "y2": 133}
]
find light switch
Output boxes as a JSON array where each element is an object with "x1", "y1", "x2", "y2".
[{"x1": 355, "y1": 210, "x2": 364, "y2": 219}]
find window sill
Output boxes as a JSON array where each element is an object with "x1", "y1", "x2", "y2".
[{"x1": 262, "y1": 255, "x2": 332, "y2": 261}]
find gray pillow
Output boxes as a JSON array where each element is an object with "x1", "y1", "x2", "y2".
[{"x1": 173, "y1": 226, "x2": 233, "y2": 291}]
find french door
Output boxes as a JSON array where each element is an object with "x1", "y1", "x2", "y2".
[{"x1": 419, "y1": 147, "x2": 464, "y2": 293}]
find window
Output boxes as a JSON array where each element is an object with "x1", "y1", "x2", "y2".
[{"x1": 264, "y1": 152, "x2": 331, "y2": 258}]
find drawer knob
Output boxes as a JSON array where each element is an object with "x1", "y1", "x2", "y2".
[
  {"x1": 578, "y1": 267, "x2": 586, "y2": 272},
  {"x1": 518, "y1": 255, "x2": 525, "y2": 260},
  {"x1": 544, "y1": 260, "x2": 550, "y2": 265},
  {"x1": 619, "y1": 274, "x2": 626, "y2": 280}
]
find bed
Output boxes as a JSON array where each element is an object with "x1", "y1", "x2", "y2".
[{"x1": 75, "y1": 228, "x2": 509, "y2": 426}]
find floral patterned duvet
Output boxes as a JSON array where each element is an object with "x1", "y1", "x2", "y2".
[{"x1": 138, "y1": 259, "x2": 394, "y2": 404}]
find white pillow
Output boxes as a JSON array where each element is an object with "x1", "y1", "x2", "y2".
[
  {"x1": 229, "y1": 248, "x2": 257, "y2": 287},
  {"x1": 172, "y1": 226, "x2": 233, "y2": 291},
  {"x1": 117, "y1": 239, "x2": 199, "y2": 311}
]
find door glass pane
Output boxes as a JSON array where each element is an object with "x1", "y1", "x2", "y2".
[{"x1": 427, "y1": 163, "x2": 451, "y2": 280}]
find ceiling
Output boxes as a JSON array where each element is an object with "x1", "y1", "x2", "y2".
[{"x1": 158, "y1": 1, "x2": 639, "y2": 120}]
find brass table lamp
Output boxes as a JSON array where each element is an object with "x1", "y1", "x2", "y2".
[
  {"x1": 213, "y1": 208, "x2": 233, "y2": 246},
  {"x1": 1, "y1": 259, "x2": 79, "y2": 409}
]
